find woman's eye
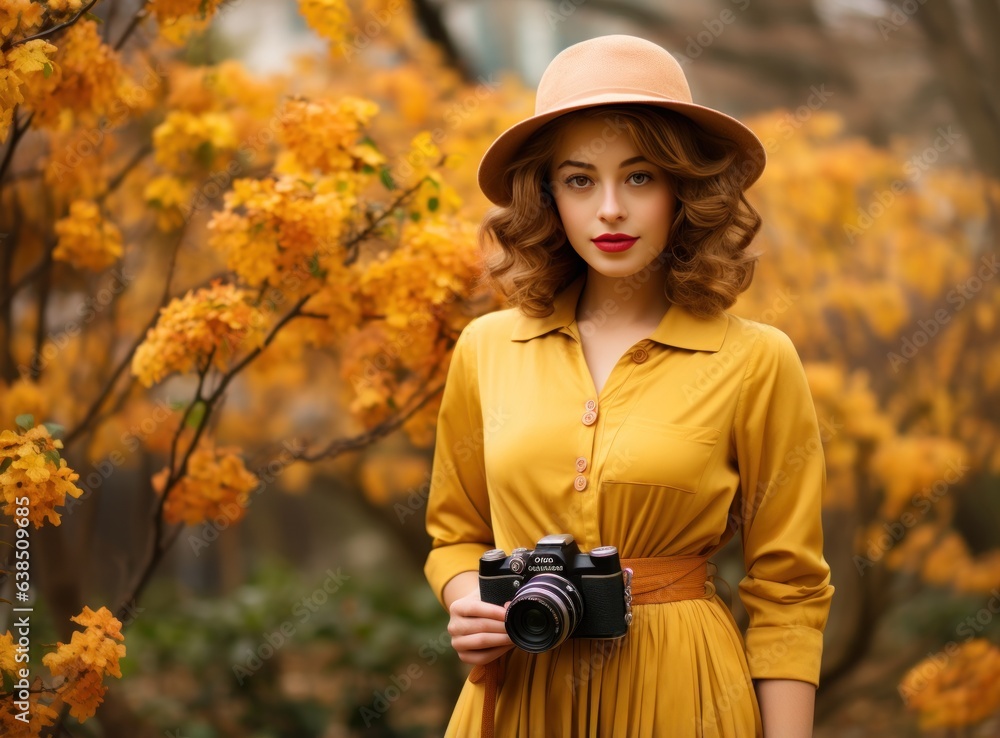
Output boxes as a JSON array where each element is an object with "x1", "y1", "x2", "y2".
[
  {"x1": 566, "y1": 175, "x2": 590, "y2": 188},
  {"x1": 629, "y1": 172, "x2": 651, "y2": 185}
]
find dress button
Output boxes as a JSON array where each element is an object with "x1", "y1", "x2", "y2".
[
  {"x1": 582, "y1": 410, "x2": 597, "y2": 426},
  {"x1": 575, "y1": 456, "x2": 588, "y2": 472},
  {"x1": 585, "y1": 399, "x2": 598, "y2": 411},
  {"x1": 573, "y1": 474, "x2": 588, "y2": 491},
  {"x1": 632, "y1": 347, "x2": 649, "y2": 364}
]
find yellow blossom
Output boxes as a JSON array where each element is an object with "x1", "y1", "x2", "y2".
[
  {"x1": 5, "y1": 39, "x2": 57, "y2": 75},
  {"x1": 0, "y1": 0, "x2": 44, "y2": 42},
  {"x1": 277, "y1": 96, "x2": 383, "y2": 174},
  {"x1": 151, "y1": 0, "x2": 224, "y2": 22},
  {"x1": 152, "y1": 109, "x2": 238, "y2": 174},
  {"x1": 23, "y1": 20, "x2": 126, "y2": 129},
  {"x1": 152, "y1": 443, "x2": 259, "y2": 525},
  {"x1": 0, "y1": 424, "x2": 84, "y2": 527},
  {"x1": 144, "y1": 174, "x2": 195, "y2": 231},
  {"x1": 0, "y1": 688, "x2": 59, "y2": 737},
  {"x1": 298, "y1": 0, "x2": 351, "y2": 46},
  {"x1": 899, "y1": 639, "x2": 1000, "y2": 729},
  {"x1": 131, "y1": 281, "x2": 266, "y2": 387},
  {"x1": 0, "y1": 378, "x2": 49, "y2": 428},
  {"x1": 54, "y1": 200, "x2": 124, "y2": 271},
  {"x1": 207, "y1": 174, "x2": 355, "y2": 291},
  {"x1": 0, "y1": 632, "x2": 17, "y2": 675},
  {"x1": 42, "y1": 606, "x2": 126, "y2": 722}
]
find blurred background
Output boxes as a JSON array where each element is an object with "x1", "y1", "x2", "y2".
[{"x1": 1, "y1": 0, "x2": 999, "y2": 736}]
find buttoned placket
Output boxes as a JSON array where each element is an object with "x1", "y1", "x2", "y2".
[{"x1": 556, "y1": 322, "x2": 655, "y2": 550}]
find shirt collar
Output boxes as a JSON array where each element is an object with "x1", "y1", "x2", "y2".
[{"x1": 509, "y1": 272, "x2": 729, "y2": 352}]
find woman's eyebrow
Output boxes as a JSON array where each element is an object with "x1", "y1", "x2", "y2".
[{"x1": 554, "y1": 155, "x2": 650, "y2": 171}]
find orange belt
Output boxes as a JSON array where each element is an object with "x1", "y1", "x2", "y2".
[{"x1": 468, "y1": 535, "x2": 734, "y2": 738}]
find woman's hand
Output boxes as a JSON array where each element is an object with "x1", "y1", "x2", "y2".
[{"x1": 445, "y1": 573, "x2": 514, "y2": 666}]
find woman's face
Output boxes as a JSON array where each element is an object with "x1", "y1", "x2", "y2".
[{"x1": 547, "y1": 116, "x2": 677, "y2": 279}]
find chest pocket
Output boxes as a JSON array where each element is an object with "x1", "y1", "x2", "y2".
[{"x1": 602, "y1": 417, "x2": 721, "y2": 494}]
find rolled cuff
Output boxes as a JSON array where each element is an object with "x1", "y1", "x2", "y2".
[
  {"x1": 744, "y1": 625, "x2": 825, "y2": 687},
  {"x1": 424, "y1": 542, "x2": 493, "y2": 609}
]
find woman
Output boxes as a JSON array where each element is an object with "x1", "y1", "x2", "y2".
[{"x1": 423, "y1": 34, "x2": 834, "y2": 737}]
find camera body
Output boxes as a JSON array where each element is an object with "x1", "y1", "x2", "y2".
[{"x1": 479, "y1": 534, "x2": 631, "y2": 653}]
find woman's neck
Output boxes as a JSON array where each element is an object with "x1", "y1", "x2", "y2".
[{"x1": 574, "y1": 267, "x2": 671, "y2": 332}]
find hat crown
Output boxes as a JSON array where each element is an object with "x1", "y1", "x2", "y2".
[{"x1": 535, "y1": 35, "x2": 692, "y2": 115}]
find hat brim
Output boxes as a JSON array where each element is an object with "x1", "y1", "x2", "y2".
[{"x1": 477, "y1": 96, "x2": 767, "y2": 207}]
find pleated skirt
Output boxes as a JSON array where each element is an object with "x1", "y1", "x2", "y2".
[{"x1": 443, "y1": 595, "x2": 763, "y2": 737}]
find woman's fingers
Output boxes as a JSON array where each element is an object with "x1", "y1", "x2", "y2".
[
  {"x1": 449, "y1": 597, "x2": 507, "y2": 621},
  {"x1": 448, "y1": 614, "x2": 508, "y2": 637},
  {"x1": 452, "y1": 631, "x2": 513, "y2": 653},
  {"x1": 456, "y1": 642, "x2": 516, "y2": 666}
]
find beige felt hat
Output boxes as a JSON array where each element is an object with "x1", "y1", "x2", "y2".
[{"x1": 477, "y1": 34, "x2": 767, "y2": 207}]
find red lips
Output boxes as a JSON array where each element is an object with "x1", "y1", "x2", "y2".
[{"x1": 592, "y1": 233, "x2": 638, "y2": 253}]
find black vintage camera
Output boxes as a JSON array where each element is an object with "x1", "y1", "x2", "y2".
[{"x1": 479, "y1": 534, "x2": 632, "y2": 653}]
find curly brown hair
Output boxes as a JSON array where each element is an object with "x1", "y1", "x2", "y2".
[{"x1": 476, "y1": 104, "x2": 763, "y2": 319}]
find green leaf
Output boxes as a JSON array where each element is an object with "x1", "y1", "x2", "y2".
[
  {"x1": 42, "y1": 63, "x2": 53, "y2": 79},
  {"x1": 427, "y1": 197, "x2": 439, "y2": 212},
  {"x1": 297, "y1": 178, "x2": 316, "y2": 191},
  {"x1": 43, "y1": 449, "x2": 61, "y2": 466},
  {"x1": 409, "y1": 211, "x2": 420, "y2": 222},
  {"x1": 43, "y1": 422, "x2": 65, "y2": 439},
  {"x1": 84, "y1": 12, "x2": 104, "y2": 23},
  {"x1": 379, "y1": 166, "x2": 396, "y2": 191},
  {"x1": 359, "y1": 135, "x2": 380, "y2": 152},
  {"x1": 186, "y1": 401, "x2": 207, "y2": 429},
  {"x1": 0, "y1": 458, "x2": 12, "y2": 475},
  {"x1": 15, "y1": 414, "x2": 34, "y2": 431},
  {"x1": 360, "y1": 164, "x2": 376, "y2": 175},
  {"x1": 386, "y1": 396, "x2": 398, "y2": 411}
]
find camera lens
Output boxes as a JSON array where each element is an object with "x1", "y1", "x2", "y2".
[{"x1": 505, "y1": 574, "x2": 583, "y2": 653}]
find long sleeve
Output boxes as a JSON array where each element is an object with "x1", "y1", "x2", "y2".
[
  {"x1": 423, "y1": 319, "x2": 494, "y2": 610},
  {"x1": 732, "y1": 325, "x2": 835, "y2": 687}
]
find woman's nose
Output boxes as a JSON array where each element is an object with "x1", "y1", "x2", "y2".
[{"x1": 597, "y1": 186, "x2": 626, "y2": 222}]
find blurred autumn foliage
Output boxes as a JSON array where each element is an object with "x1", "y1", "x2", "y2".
[{"x1": 0, "y1": 0, "x2": 999, "y2": 735}]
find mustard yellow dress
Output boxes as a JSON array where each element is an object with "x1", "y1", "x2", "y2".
[{"x1": 424, "y1": 273, "x2": 835, "y2": 737}]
